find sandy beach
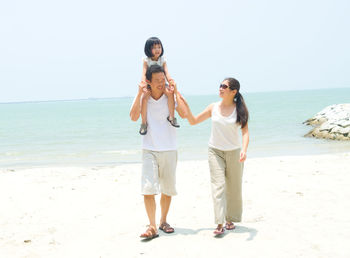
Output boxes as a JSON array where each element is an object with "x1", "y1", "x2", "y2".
[{"x1": 0, "y1": 152, "x2": 350, "y2": 258}]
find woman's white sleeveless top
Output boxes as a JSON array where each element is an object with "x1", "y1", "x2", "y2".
[{"x1": 208, "y1": 102, "x2": 241, "y2": 151}]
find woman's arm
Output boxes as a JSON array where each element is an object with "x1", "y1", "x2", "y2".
[
  {"x1": 181, "y1": 95, "x2": 213, "y2": 125},
  {"x1": 239, "y1": 124, "x2": 249, "y2": 162},
  {"x1": 188, "y1": 104, "x2": 213, "y2": 125},
  {"x1": 129, "y1": 81, "x2": 147, "y2": 121}
]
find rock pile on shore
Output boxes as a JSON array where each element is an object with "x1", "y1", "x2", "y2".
[{"x1": 304, "y1": 104, "x2": 350, "y2": 140}]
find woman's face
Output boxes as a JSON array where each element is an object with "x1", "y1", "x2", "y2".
[{"x1": 219, "y1": 80, "x2": 236, "y2": 98}]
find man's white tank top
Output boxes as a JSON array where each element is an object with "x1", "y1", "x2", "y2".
[{"x1": 208, "y1": 102, "x2": 241, "y2": 151}]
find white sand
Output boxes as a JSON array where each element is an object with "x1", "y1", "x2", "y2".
[{"x1": 1, "y1": 152, "x2": 350, "y2": 258}]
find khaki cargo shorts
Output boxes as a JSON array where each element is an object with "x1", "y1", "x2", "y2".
[{"x1": 141, "y1": 149, "x2": 177, "y2": 196}]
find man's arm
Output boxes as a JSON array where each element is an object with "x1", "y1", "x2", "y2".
[
  {"x1": 129, "y1": 81, "x2": 147, "y2": 121},
  {"x1": 141, "y1": 61, "x2": 148, "y2": 82},
  {"x1": 169, "y1": 82, "x2": 187, "y2": 119}
]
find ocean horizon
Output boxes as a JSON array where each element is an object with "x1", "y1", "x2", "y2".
[
  {"x1": 1, "y1": 87, "x2": 348, "y2": 105},
  {"x1": 0, "y1": 87, "x2": 349, "y2": 168}
]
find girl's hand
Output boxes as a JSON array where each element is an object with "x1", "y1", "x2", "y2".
[{"x1": 239, "y1": 150, "x2": 247, "y2": 162}]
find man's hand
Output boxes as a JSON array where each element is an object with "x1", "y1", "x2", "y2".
[
  {"x1": 169, "y1": 79, "x2": 177, "y2": 94},
  {"x1": 174, "y1": 91, "x2": 189, "y2": 119},
  {"x1": 131, "y1": 81, "x2": 148, "y2": 122},
  {"x1": 138, "y1": 81, "x2": 149, "y2": 94},
  {"x1": 164, "y1": 83, "x2": 174, "y2": 97}
]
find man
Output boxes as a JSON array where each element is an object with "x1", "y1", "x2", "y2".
[{"x1": 129, "y1": 64, "x2": 187, "y2": 239}]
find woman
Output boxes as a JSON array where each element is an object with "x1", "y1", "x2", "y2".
[{"x1": 183, "y1": 77, "x2": 249, "y2": 235}]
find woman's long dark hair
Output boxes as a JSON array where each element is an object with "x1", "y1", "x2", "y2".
[{"x1": 225, "y1": 77, "x2": 249, "y2": 128}]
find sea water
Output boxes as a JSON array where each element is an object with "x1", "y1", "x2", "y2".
[{"x1": 0, "y1": 88, "x2": 349, "y2": 168}]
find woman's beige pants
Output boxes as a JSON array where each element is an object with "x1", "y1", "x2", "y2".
[{"x1": 208, "y1": 147, "x2": 244, "y2": 224}]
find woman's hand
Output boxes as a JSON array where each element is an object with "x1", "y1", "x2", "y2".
[
  {"x1": 239, "y1": 150, "x2": 247, "y2": 162},
  {"x1": 240, "y1": 125, "x2": 249, "y2": 162}
]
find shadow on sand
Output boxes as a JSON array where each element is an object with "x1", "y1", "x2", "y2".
[{"x1": 155, "y1": 225, "x2": 258, "y2": 240}]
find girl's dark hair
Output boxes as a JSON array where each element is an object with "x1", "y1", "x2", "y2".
[
  {"x1": 144, "y1": 37, "x2": 164, "y2": 58},
  {"x1": 225, "y1": 77, "x2": 249, "y2": 128}
]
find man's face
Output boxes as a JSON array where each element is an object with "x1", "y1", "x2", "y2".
[{"x1": 148, "y1": 72, "x2": 166, "y2": 92}]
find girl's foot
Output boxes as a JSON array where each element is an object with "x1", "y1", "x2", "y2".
[
  {"x1": 139, "y1": 123, "x2": 147, "y2": 135},
  {"x1": 167, "y1": 116, "x2": 180, "y2": 128},
  {"x1": 213, "y1": 225, "x2": 225, "y2": 235},
  {"x1": 225, "y1": 222, "x2": 235, "y2": 230}
]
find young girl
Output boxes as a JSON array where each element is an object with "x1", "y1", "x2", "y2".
[
  {"x1": 182, "y1": 77, "x2": 249, "y2": 235},
  {"x1": 139, "y1": 37, "x2": 179, "y2": 135}
]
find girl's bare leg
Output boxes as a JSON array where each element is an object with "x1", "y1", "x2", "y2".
[
  {"x1": 166, "y1": 93, "x2": 180, "y2": 127},
  {"x1": 167, "y1": 93, "x2": 175, "y2": 120},
  {"x1": 141, "y1": 93, "x2": 148, "y2": 125},
  {"x1": 139, "y1": 91, "x2": 150, "y2": 135}
]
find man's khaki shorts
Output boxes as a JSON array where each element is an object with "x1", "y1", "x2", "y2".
[{"x1": 141, "y1": 149, "x2": 177, "y2": 196}]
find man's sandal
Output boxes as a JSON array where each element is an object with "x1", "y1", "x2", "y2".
[
  {"x1": 140, "y1": 226, "x2": 159, "y2": 239},
  {"x1": 167, "y1": 117, "x2": 180, "y2": 128},
  {"x1": 213, "y1": 226, "x2": 225, "y2": 235},
  {"x1": 159, "y1": 222, "x2": 175, "y2": 233},
  {"x1": 225, "y1": 222, "x2": 235, "y2": 230}
]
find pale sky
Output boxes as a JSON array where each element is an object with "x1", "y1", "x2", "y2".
[{"x1": 1, "y1": 0, "x2": 349, "y2": 102}]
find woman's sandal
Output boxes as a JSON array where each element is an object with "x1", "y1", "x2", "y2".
[
  {"x1": 139, "y1": 123, "x2": 147, "y2": 135},
  {"x1": 213, "y1": 226, "x2": 225, "y2": 235},
  {"x1": 225, "y1": 222, "x2": 235, "y2": 230},
  {"x1": 159, "y1": 222, "x2": 175, "y2": 233},
  {"x1": 167, "y1": 117, "x2": 180, "y2": 128},
  {"x1": 140, "y1": 226, "x2": 159, "y2": 239}
]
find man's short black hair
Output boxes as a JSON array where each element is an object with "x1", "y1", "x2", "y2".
[
  {"x1": 146, "y1": 65, "x2": 165, "y2": 81},
  {"x1": 144, "y1": 37, "x2": 164, "y2": 58}
]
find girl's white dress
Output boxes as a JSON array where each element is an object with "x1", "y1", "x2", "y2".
[{"x1": 143, "y1": 56, "x2": 166, "y2": 67}]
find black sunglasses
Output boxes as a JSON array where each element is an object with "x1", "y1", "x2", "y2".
[{"x1": 219, "y1": 84, "x2": 229, "y2": 89}]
